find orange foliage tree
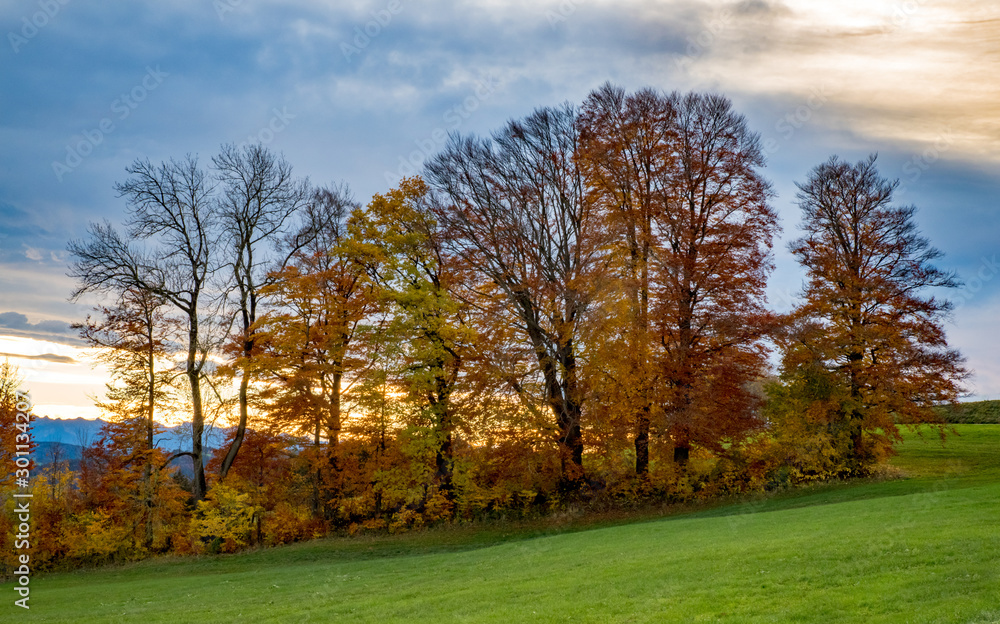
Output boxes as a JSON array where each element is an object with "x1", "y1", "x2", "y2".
[
  {"x1": 251, "y1": 185, "x2": 380, "y2": 521},
  {"x1": 579, "y1": 85, "x2": 779, "y2": 474},
  {"x1": 783, "y1": 155, "x2": 966, "y2": 474}
]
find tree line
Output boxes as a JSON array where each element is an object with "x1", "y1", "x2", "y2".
[{"x1": 1, "y1": 83, "x2": 966, "y2": 567}]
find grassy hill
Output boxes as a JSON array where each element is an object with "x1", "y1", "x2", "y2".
[
  {"x1": 936, "y1": 399, "x2": 1000, "y2": 424},
  {"x1": 10, "y1": 426, "x2": 1000, "y2": 623}
]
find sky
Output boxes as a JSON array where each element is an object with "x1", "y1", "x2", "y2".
[{"x1": 1, "y1": 0, "x2": 998, "y2": 420}]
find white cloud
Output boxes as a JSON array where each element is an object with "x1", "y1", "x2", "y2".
[
  {"x1": 32, "y1": 404, "x2": 103, "y2": 421},
  {"x1": 677, "y1": 0, "x2": 1000, "y2": 162}
]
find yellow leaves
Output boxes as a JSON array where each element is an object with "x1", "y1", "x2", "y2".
[
  {"x1": 194, "y1": 482, "x2": 263, "y2": 552},
  {"x1": 64, "y1": 510, "x2": 131, "y2": 562}
]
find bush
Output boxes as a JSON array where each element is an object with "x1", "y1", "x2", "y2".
[{"x1": 194, "y1": 483, "x2": 263, "y2": 553}]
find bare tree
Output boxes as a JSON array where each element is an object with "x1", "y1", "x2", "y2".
[
  {"x1": 213, "y1": 143, "x2": 309, "y2": 480},
  {"x1": 69, "y1": 156, "x2": 219, "y2": 501},
  {"x1": 425, "y1": 105, "x2": 609, "y2": 489}
]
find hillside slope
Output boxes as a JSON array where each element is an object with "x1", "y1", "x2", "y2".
[{"x1": 13, "y1": 426, "x2": 1000, "y2": 623}]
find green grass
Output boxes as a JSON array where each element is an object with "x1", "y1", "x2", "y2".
[{"x1": 8, "y1": 426, "x2": 1000, "y2": 623}]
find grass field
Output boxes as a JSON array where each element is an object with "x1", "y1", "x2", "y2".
[{"x1": 7, "y1": 426, "x2": 1000, "y2": 623}]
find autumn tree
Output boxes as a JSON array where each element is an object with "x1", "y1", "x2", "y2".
[
  {"x1": 0, "y1": 360, "x2": 28, "y2": 492},
  {"x1": 580, "y1": 86, "x2": 778, "y2": 470},
  {"x1": 785, "y1": 154, "x2": 966, "y2": 474},
  {"x1": 76, "y1": 413, "x2": 187, "y2": 556},
  {"x1": 213, "y1": 142, "x2": 309, "y2": 480},
  {"x1": 253, "y1": 185, "x2": 379, "y2": 518},
  {"x1": 74, "y1": 287, "x2": 177, "y2": 546},
  {"x1": 69, "y1": 156, "x2": 221, "y2": 501},
  {"x1": 426, "y1": 105, "x2": 610, "y2": 489},
  {"x1": 353, "y1": 177, "x2": 474, "y2": 499},
  {"x1": 578, "y1": 83, "x2": 675, "y2": 475},
  {"x1": 648, "y1": 92, "x2": 778, "y2": 466}
]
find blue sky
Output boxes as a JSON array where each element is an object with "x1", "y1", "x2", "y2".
[{"x1": 1, "y1": 0, "x2": 998, "y2": 418}]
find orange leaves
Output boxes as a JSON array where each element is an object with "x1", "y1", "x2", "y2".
[
  {"x1": 579, "y1": 86, "x2": 778, "y2": 471},
  {"x1": 778, "y1": 155, "x2": 967, "y2": 475}
]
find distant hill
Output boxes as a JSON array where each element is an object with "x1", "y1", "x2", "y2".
[
  {"x1": 935, "y1": 400, "x2": 1000, "y2": 424},
  {"x1": 34, "y1": 441, "x2": 85, "y2": 471},
  {"x1": 29, "y1": 416, "x2": 228, "y2": 474},
  {"x1": 30, "y1": 416, "x2": 104, "y2": 447}
]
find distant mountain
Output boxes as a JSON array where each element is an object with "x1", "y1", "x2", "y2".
[
  {"x1": 29, "y1": 416, "x2": 229, "y2": 459},
  {"x1": 34, "y1": 441, "x2": 85, "y2": 471},
  {"x1": 30, "y1": 416, "x2": 104, "y2": 447}
]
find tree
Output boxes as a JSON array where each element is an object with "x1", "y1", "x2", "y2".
[
  {"x1": 0, "y1": 359, "x2": 28, "y2": 491},
  {"x1": 581, "y1": 87, "x2": 777, "y2": 471},
  {"x1": 353, "y1": 177, "x2": 473, "y2": 499},
  {"x1": 786, "y1": 154, "x2": 966, "y2": 473},
  {"x1": 649, "y1": 92, "x2": 778, "y2": 466},
  {"x1": 74, "y1": 287, "x2": 177, "y2": 546},
  {"x1": 426, "y1": 105, "x2": 610, "y2": 489},
  {"x1": 213, "y1": 143, "x2": 309, "y2": 480},
  {"x1": 578, "y1": 83, "x2": 675, "y2": 475},
  {"x1": 253, "y1": 185, "x2": 378, "y2": 518},
  {"x1": 76, "y1": 412, "x2": 186, "y2": 555},
  {"x1": 69, "y1": 156, "x2": 220, "y2": 501}
]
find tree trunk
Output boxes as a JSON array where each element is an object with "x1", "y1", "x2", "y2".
[
  {"x1": 557, "y1": 399, "x2": 585, "y2": 489},
  {"x1": 517, "y1": 292, "x2": 586, "y2": 489},
  {"x1": 311, "y1": 422, "x2": 321, "y2": 516},
  {"x1": 431, "y1": 369, "x2": 455, "y2": 497},
  {"x1": 673, "y1": 444, "x2": 690, "y2": 465},
  {"x1": 635, "y1": 407, "x2": 650, "y2": 475},
  {"x1": 144, "y1": 330, "x2": 156, "y2": 548},
  {"x1": 189, "y1": 365, "x2": 206, "y2": 501},
  {"x1": 434, "y1": 430, "x2": 454, "y2": 495},
  {"x1": 219, "y1": 371, "x2": 250, "y2": 479},
  {"x1": 633, "y1": 227, "x2": 651, "y2": 476}
]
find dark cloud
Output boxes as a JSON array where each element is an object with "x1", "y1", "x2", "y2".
[{"x1": 0, "y1": 311, "x2": 72, "y2": 335}]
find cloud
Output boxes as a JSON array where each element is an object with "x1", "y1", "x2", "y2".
[
  {"x1": 676, "y1": 0, "x2": 1000, "y2": 162},
  {"x1": 0, "y1": 311, "x2": 72, "y2": 336},
  {"x1": 0, "y1": 351, "x2": 76, "y2": 364},
  {"x1": 0, "y1": 0, "x2": 997, "y2": 405}
]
